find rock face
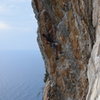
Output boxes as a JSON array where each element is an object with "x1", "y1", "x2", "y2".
[
  {"x1": 32, "y1": 0, "x2": 96, "y2": 100},
  {"x1": 86, "y1": 0, "x2": 100, "y2": 100}
]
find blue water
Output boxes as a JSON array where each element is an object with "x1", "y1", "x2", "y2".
[{"x1": 0, "y1": 50, "x2": 44, "y2": 100}]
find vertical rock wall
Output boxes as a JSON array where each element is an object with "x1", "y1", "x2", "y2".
[
  {"x1": 86, "y1": 0, "x2": 100, "y2": 100},
  {"x1": 32, "y1": 0, "x2": 95, "y2": 100}
]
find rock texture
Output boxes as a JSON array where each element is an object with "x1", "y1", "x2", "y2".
[
  {"x1": 32, "y1": 0, "x2": 96, "y2": 100},
  {"x1": 86, "y1": 0, "x2": 100, "y2": 100}
]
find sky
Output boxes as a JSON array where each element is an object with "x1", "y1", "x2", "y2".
[{"x1": 0, "y1": 0, "x2": 39, "y2": 51}]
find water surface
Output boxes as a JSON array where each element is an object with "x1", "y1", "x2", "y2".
[{"x1": 0, "y1": 50, "x2": 44, "y2": 100}]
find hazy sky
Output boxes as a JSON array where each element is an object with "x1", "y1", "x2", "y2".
[{"x1": 0, "y1": 0, "x2": 39, "y2": 50}]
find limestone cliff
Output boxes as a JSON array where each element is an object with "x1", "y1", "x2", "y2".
[
  {"x1": 31, "y1": 0, "x2": 97, "y2": 100},
  {"x1": 86, "y1": 0, "x2": 100, "y2": 100}
]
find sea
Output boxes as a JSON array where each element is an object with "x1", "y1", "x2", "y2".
[{"x1": 0, "y1": 50, "x2": 45, "y2": 100}]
